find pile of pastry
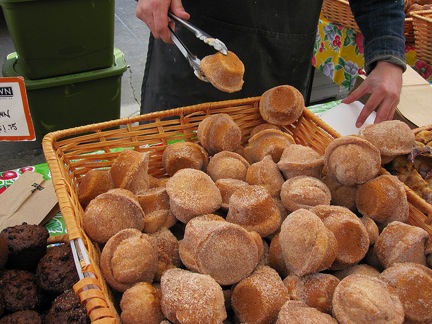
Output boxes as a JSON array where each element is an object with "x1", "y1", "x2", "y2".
[
  {"x1": 77, "y1": 85, "x2": 432, "y2": 324},
  {"x1": 404, "y1": 0, "x2": 432, "y2": 16}
]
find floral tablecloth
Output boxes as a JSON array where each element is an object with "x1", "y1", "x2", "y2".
[
  {"x1": 0, "y1": 163, "x2": 67, "y2": 236},
  {"x1": 313, "y1": 15, "x2": 432, "y2": 92}
]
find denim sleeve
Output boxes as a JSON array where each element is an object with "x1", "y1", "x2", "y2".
[{"x1": 349, "y1": 0, "x2": 406, "y2": 74}]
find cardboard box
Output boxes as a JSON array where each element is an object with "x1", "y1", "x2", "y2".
[{"x1": 353, "y1": 65, "x2": 432, "y2": 128}]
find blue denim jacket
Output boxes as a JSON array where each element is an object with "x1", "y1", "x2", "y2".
[{"x1": 350, "y1": 0, "x2": 406, "y2": 74}]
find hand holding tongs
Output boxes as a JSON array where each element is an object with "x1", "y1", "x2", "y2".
[{"x1": 168, "y1": 11, "x2": 228, "y2": 82}]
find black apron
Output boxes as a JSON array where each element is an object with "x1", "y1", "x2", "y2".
[{"x1": 141, "y1": 0, "x2": 323, "y2": 114}]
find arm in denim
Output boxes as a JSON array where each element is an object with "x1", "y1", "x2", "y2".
[{"x1": 349, "y1": 0, "x2": 406, "y2": 74}]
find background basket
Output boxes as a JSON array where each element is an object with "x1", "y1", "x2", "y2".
[
  {"x1": 321, "y1": 0, "x2": 415, "y2": 43},
  {"x1": 412, "y1": 9, "x2": 432, "y2": 64},
  {"x1": 42, "y1": 97, "x2": 432, "y2": 322}
]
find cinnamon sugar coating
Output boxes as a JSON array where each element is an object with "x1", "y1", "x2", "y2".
[
  {"x1": 215, "y1": 178, "x2": 250, "y2": 210},
  {"x1": 373, "y1": 221, "x2": 429, "y2": 268},
  {"x1": 231, "y1": 265, "x2": 289, "y2": 324},
  {"x1": 160, "y1": 268, "x2": 227, "y2": 324},
  {"x1": 207, "y1": 151, "x2": 250, "y2": 182},
  {"x1": 332, "y1": 274, "x2": 404, "y2": 324},
  {"x1": 244, "y1": 129, "x2": 295, "y2": 164},
  {"x1": 179, "y1": 214, "x2": 263, "y2": 285},
  {"x1": 279, "y1": 209, "x2": 338, "y2": 276},
  {"x1": 83, "y1": 188, "x2": 145, "y2": 244},
  {"x1": 100, "y1": 229, "x2": 158, "y2": 292},
  {"x1": 78, "y1": 169, "x2": 114, "y2": 207},
  {"x1": 162, "y1": 141, "x2": 209, "y2": 177},
  {"x1": 227, "y1": 184, "x2": 281, "y2": 237},
  {"x1": 197, "y1": 113, "x2": 242, "y2": 155},
  {"x1": 165, "y1": 168, "x2": 222, "y2": 223},
  {"x1": 324, "y1": 135, "x2": 381, "y2": 186},
  {"x1": 120, "y1": 282, "x2": 165, "y2": 324},
  {"x1": 280, "y1": 176, "x2": 331, "y2": 212},
  {"x1": 379, "y1": 262, "x2": 432, "y2": 323},
  {"x1": 259, "y1": 85, "x2": 305, "y2": 126},
  {"x1": 321, "y1": 173, "x2": 358, "y2": 211},
  {"x1": 246, "y1": 155, "x2": 285, "y2": 197},
  {"x1": 110, "y1": 149, "x2": 151, "y2": 194},
  {"x1": 276, "y1": 300, "x2": 338, "y2": 324},
  {"x1": 277, "y1": 144, "x2": 324, "y2": 180},
  {"x1": 310, "y1": 205, "x2": 370, "y2": 270},
  {"x1": 356, "y1": 174, "x2": 409, "y2": 226}
]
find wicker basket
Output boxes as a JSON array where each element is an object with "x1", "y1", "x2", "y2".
[
  {"x1": 42, "y1": 97, "x2": 432, "y2": 322},
  {"x1": 321, "y1": 0, "x2": 415, "y2": 43},
  {"x1": 412, "y1": 9, "x2": 432, "y2": 64}
]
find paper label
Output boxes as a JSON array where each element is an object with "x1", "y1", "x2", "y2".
[{"x1": 0, "y1": 77, "x2": 35, "y2": 141}]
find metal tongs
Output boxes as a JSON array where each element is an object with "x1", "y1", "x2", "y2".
[{"x1": 168, "y1": 11, "x2": 228, "y2": 82}]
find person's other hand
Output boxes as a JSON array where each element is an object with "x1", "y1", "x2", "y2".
[
  {"x1": 342, "y1": 61, "x2": 403, "y2": 128},
  {"x1": 136, "y1": 0, "x2": 190, "y2": 43}
]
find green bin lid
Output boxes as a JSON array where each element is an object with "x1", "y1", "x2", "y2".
[{"x1": 2, "y1": 48, "x2": 127, "y2": 90}]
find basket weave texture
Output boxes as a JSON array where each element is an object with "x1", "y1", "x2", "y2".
[
  {"x1": 412, "y1": 9, "x2": 432, "y2": 64},
  {"x1": 42, "y1": 97, "x2": 432, "y2": 322},
  {"x1": 321, "y1": 0, "x2": 415, "y2": 43}
]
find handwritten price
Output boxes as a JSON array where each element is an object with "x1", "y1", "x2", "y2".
[{"x1": 0, "y1": 123, "x2": 18, "y2": 133}]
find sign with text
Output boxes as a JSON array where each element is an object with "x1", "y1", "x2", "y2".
[{"x1": 0, "y1": 77, "x2": 35, "y2": 141}]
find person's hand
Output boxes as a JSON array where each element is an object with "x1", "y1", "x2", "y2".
[
  {"x1": 342, "y1": 61, "x2": 403, "y2": 128},
  {"x1": 136, "y1": 0, "x2": 190, "y2": 43}
]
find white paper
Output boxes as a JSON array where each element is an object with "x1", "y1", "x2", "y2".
[{"x1": 318, "y1": 101, "x2": 376, "y2": 136}]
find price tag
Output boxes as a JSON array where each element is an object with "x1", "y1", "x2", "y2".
[{"x1": 0, "y1": 77, "x2": 35, "y2": 141}]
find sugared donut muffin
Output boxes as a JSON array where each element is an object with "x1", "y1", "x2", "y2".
[
  {"x1": 332, "y1": 264, "x2": 381, "y2": 280},
  {"x1": 321, "y1": 173, "x2": 358, "y2": 211},
  {"x1": 276, "y1": 300, "x2": 338, "y2": 324},
  {"x1": 360, "y1": 120, "x2": 415, "y2": 164},
  {"x1": 197, "y1": 113, "x2": 242, "y2": 155},
  {"x1": 206, "y1": 151, "x2": 250, "y2": 182},
  {"x1": 332, "y1": 274, "x2": 404, "y2": 324},
  {"x1": 244, "y1": 129, "x2": 295, "y2": 164},
  {"x1": 100, "y1": 229, "x2": 158, "y2": 292},
  {"x1": 231, "y1": 265, "x2": 289, "y2": 324},
  {"x1": 259, "y1": 85, "x2": 305, "y2": 126},
  {"x1": 373, "y1": 221, "x2": 429, "y2": 268},
  {"x1": 162, "y1": 141, "x2": 209, "y2": 177},
  {"x1": 110, "y1": 149, "x2": 151, "y2": 194},
  {"x1": 179, "y1": 214, "x2": 263, "y2": 285},
  {"x1": 283, "y1": 273, "x2": 340, "y2": 314},
  {"x1": 355, "y1": 174, "x2": 409, "y2": 226},
  {"x1": 120, "y1": 282, "x2": 165, "y2": 324},
  {"x1": 277, "y1": 144, "x2": 324, "y2": 180},
  {"x1": 160, "y1": 268, "x2": 227, "y2": 323},
  {"x1": 379, "y1": 262, "x2": 432, "y2": 324},
  {"x1": 0, "y1": 223, "x2": 49, "y2": 271},
  {"x1": 324, "y1": 135, "x2": 381, "y2": 186},
  {"x1": 268, "y1": 233, "x2": 289, "y2": 278},
  {"x1": 165, "y1": 168, "x2": 222, "y2": 223},
  {"x1": 78, "y1": 169, "x2": 114, "y2": 207},
  {"x1": 280, "y1": 176, "x2": 331, "y2": 212},
  {"x1": 215, "y1": 178, "x2": 250, "y2": 210},
  {"x1": 83, "y1": 188, "x2": 145, "y2": 244},
  {"x1": 246, "y1": 155, "x2": 285, "y2": 197},
  {"x1": 227, "y1": 184, "x2": 281, "y2": 237},
  {"x1": 200, "y1": 51, "x2": 244, "y2": 93},
  {"x1": 136, "y1": 186, "x2": 176, "y2": 233},
  {"x1": 360, "y1": 216, "x2": 379, "y2": 245},
  {"x1": 148, "y1": 228, "x2": 181, "y2": 281},
  {"x1": 310, "y1": 205, "x2": 370, "y2": 270},
  {"x1": 279, "y1": 209, "x2": 338, "y2": 276},
  {"x1": 250, "y1": 123, "x2": 281, "y2": 137}
]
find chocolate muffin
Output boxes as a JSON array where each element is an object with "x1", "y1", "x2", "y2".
[
  {"x1": 36, "y1": 244, "x2": 79, "y2": 297},
  {"x1": 0, "y1": 310, "x2": 42, "y2": 324},
  {"x1": 0, "y1": 235, "x2": 8, "y2": 271},
  {"x1": 45, "y1": 289, "x2": 89, "y2": 324},
  {"x1": 0, "y1": 223, "x2": 49, "y2": 271},
  {"x1": 0, "y1": 269, "x2": 43, "y2": 313}
]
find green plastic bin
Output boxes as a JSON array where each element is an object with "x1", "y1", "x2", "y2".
[
  {"x1": 0, "y1": 0, "x2": 115, "y2": 79},
  {"x1": 1, "y1": 48, "x2": 127, "y2": 142}
]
